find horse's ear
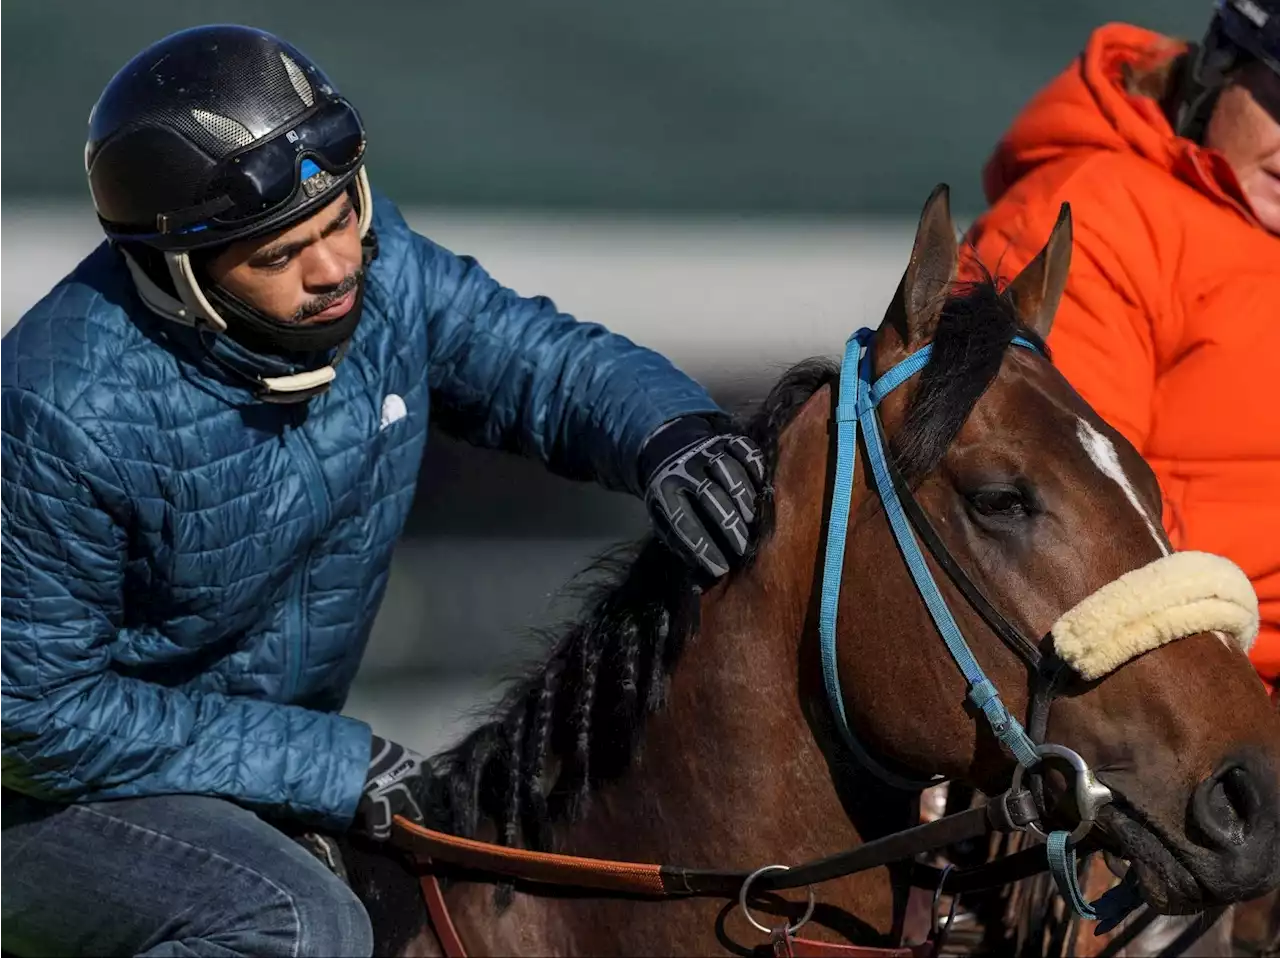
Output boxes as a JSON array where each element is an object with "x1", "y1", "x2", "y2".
[
  {"x1": 886, "y1": 183, "x2": 958, "y2": 349},
  {"x1": 1005, "y1": 202, "x2": 1072, "y2": 339}
]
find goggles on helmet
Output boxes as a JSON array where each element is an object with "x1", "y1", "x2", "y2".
[
  {"x1": 1215, "y1": 0, "x2": 1280, "y2": 74},
  {"x1": 157, "y1": 96, "x2": 366, "y2": 236}
]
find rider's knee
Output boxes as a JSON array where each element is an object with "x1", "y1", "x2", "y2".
[
  {"x1": 144, "y1": 855, "x2": 373, "y2": 958},
  {"x1": 292, "y1": 877, "x2": 373, "y2": 958}
]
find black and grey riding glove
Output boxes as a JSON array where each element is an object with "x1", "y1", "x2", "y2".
[
  {"x1": 640, "y1": 415, "x2": 766, "y2": 578},
  {"x1": 354, "y1": 735, "x2": 429, "y2": 841}
]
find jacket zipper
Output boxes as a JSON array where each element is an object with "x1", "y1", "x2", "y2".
[{"x1": 282, "y1": 420, "x2": 332, "y2": 702}]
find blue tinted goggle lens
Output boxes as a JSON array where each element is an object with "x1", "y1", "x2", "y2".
[{"x1": 211, "y1": 98, "x2": 365, "y2": 223}]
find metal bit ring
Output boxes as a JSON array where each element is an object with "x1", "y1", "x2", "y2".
[
  {"x1": 1010, "y1": 742, "x2": 1114, "y2": 843},
  {"x1": 738, "y1": 864, "x2": 817, "y2": 936}
]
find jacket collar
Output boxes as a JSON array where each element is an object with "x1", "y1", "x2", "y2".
[{"x1": 121, "y1": 245, "x2": 343, "y2": 406}]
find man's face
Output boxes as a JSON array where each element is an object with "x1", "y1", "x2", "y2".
[
  {"x1": 1206, "y1": 61, "x2": 1280, "y2": 234},
  {"x1": 204, "y1": 191, "x2": 364, "y2": 323}
]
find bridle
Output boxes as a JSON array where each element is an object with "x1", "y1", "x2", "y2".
[
  {"x1": 818, "y1": 326, "x2": 1115, "y2": 920},
  {"x1": 392, "y1": 326, "x2": 1139, "y2": 957}
]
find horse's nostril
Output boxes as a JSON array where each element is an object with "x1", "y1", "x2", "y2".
[
  {"x1": 1193, "y1": 762, "x2": 1263, "y2": 849},
  {"x1": 1222, "y1": 767, "x2": 1260, "y2": 827},
  {"x1": 1215, "y1": 769, "x2": 1250, "y2": 842}
]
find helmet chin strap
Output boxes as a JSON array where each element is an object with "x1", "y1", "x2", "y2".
[{"x1": 122, "y1": 167, "x2": 375, "y2": 400}]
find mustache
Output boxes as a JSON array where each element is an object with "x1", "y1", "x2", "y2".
[{"x1": 289, "y1": 268, "x2": 364, "y2": 323}]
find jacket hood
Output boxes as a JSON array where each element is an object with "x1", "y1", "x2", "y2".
[{"x1": 982, "y1": 23, "x2": 1253, "y2": 218}]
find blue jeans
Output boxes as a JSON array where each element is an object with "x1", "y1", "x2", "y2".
[{"x1": 1, "y1": 792, "x2": 373, "y2": 957}]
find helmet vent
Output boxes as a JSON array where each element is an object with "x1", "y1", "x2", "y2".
[
  {"x1": 191, "y1": 109, "x2": 255, "y2": 147},
  {"x1": 280, "y1": 54, "x2": 315, "y2": 107}
]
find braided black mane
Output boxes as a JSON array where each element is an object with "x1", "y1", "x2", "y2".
[{"x1": 421, "y1": 358, "x2": 837, "y2": 855}]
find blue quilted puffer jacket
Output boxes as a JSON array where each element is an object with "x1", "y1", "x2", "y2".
[{"x1": 1, "y1": 193, "x2": 721, "y2": 829}]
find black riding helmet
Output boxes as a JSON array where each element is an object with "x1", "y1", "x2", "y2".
[
  {"x1": 86, "y1": 25, "x2": 375, "y2": 394},
  {"x1": 1177, "y1": 0, "x2": 1280, "y2": 140}
]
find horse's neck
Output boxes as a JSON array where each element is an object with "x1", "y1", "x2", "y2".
[
  {"x1": 447, "y1": 388, "x2": 907, "y2": 954},
  {"x1": 567, "y1": 575, "x2": 855, "y2": 872},
  {"x1": 445, "y1": 591, "x2": 901, "y2": 955},
  {"x1": 451, "y1": 569, "x2": 901, "y2": 943}
]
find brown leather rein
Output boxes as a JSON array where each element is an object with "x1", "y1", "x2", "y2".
[{"x1": 392, "y1": 788, "x2": 1069, "y2": 957}]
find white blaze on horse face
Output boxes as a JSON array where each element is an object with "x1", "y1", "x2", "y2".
[{"x1": 1075, "y1": 418, "x2": 1171, "y2": 556}]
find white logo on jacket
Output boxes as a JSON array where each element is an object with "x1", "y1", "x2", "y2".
[{"x1": 380, "y1": 394, "x2": 407, "y2": 431}]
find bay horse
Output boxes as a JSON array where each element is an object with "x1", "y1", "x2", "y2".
[{"x1": 339, "y1": 184, "x2": 1280, "y2": 956}]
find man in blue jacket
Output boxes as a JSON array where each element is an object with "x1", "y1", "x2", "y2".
[{"x1": 0, "y1": 25, "x2": 764, "y2": 957}]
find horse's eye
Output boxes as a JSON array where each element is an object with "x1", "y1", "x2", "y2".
[{"x1": 966, "y1": 485, "x2": 1030, "y2": 519}]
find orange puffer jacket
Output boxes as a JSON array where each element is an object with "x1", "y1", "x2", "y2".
[{"x1": 964, "y1": 23, "x2": 1280, "y2": 689}]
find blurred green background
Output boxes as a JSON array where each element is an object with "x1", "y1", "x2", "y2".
[
  {"x1": 5, "y1": 0, "x2": 1207, "y2": 215},
  {"x1": 2, "y1": 1, "x2": 1213, "y2": 751}
]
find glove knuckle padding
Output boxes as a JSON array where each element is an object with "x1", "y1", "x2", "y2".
[
  {"x1": 709, "y1": 453, "x2": 756, "y2": 521},
  {"x1": 694, "y1": 482, "x2": 748, "y2": 555},
  {"x1": 727, "y1": 435, "x2": 766, "y2": 484},
  {"x1": 642, "y1": 428, "x2": 765, "y2": 578}
]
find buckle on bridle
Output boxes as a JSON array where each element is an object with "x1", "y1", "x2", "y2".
[{"x1": 988, "y1": 787, "x2": 1041, "y2": 833}]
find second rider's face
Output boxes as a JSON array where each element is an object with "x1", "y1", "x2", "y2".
[{"x1": 1206, "y1": 62, "x2": 1280, "y2": 234}]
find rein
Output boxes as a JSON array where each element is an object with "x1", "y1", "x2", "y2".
[
  {"x1": 393, "y1": 800, "x2": 1055, "y2": 900},
  {"x1": 393, "y1": 807, "x2": 1074, "y2": 957}
]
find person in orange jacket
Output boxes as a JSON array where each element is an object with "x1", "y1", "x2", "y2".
[{"x1": 965, "y1": 0, "x2": 1280, "y2": 695}]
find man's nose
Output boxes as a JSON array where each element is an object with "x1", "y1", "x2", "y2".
[{"x1": 302, "y1": 244, "x2": 352, "y2": 289}]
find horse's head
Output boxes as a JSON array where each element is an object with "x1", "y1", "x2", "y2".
[{"x1": 821, "y1": 185, "x2": 1280, "y2": 914}]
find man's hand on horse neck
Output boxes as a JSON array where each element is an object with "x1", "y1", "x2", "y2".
[
  {"x1": 354, "y1": 736, "x2": 431, "y2": 841},
  {"x1": 640, "y1": 415, "x2": 766, "y2": 579}
]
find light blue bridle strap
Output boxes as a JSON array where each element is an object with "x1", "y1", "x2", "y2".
[
  {"x1": 1047, "y1": 831, "x2": 1100, "y2": 920},
  {"x1": 819, "y1": 330, "x2": 939, "y2": 790},
  {"x1": 816, "y1": 326, "x2": 1100, "y2": 920},
  {"x1": 858, "y1": 343, "x2": 1041, "y2": 770},
  {"x1": 819, "y1": 327, "x2": 1100, "y2": 922},
  {"x1": 818, "y1": 328, "x2": 1038, "y2": 781}
]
